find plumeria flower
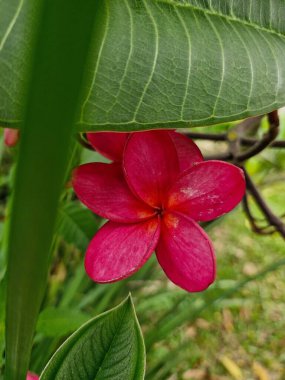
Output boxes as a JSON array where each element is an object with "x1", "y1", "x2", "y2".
[
  {"x1": 27, "y1": 372, "x2": 39, "y2": 380},
  {"x1": 4, "y1": 128, "x2": 20, "y2": 147},
  {"x1": 86, "y1": 129, "x2": 202, "y2": 170},
  {"x1": 73, "y1": 131, "x2": 245, "y2": 292}
]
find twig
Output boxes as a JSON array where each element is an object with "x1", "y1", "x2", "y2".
[
  {"x1": 188, "y1": 112, "x2": 284, "y2": 161},
  {"x1": 234, "y1": 111, "x2": 280, "y2": 161},
  {"x1": 187, "y1": 132, "x2": 285, "y2": 149},
  {"x1": 186, "y1": 132, "x2": 227, "y2": 141},
  {"x1": 240, "y1": 136, "x2": 285, "y2": 148},
  {"x1": 242, "y1": 195, "x2": 275, "y2": 236},
  {"x1": 243, "y1": 168, "x2": 285, "y2": 239}
]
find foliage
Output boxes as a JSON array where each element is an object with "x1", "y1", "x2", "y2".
[
  {"x1": 2, "y1": 1, "x2": 285, "y2": 131},
  {"x1": 40, "y1": 296, "x2": 145, "y2": 380}
]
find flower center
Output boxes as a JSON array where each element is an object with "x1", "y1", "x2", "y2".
[{"x1": 155, "y1": 206, "x2": 164, "y2": 217}]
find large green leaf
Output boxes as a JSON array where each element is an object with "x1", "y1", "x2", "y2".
[
  {"x1": 40, "y1": 296, "x2": 145, "y2": 380},
  {"x1": 1, "y1": 0, "x2": 285, "y2": 131}
]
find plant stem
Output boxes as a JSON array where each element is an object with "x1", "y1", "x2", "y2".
[{"x1": 4, "y1": 1, "x2": 101, "y2": 379}]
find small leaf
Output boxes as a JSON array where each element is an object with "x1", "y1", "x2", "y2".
[
  {"x1": 36, "y1": 307, "x2": 90, "y2": 338},
  {"x1": 57, "y1": 202, "x2": 101, "y2": 252},
  {"x1": 252, "y1": 362, "x2": 269, "y2": 380},
  {"x1": 40, "y1": 295, "x2": 145, "y2": 380},
  {"x1": 219, "y1": 356, "x2": 243, "y2": 380}
]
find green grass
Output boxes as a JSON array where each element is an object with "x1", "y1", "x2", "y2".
[{"x1": 184, "y1": 210, "x2": 285, "y2": 379}]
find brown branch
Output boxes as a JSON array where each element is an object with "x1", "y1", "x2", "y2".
[
  {"x1": 185, "y1": 132, "x2": 227, "y2": 141},
  {"x1": 188, "y1": 111, "x2": 284, "y2": 161},
  {"x1": 243, "y1": 168, "x2": 285, "y2": 239},
  {"x1": 240, "y1": 136, "x2": 285, "y2": 148},
  {"x1": 242, "y1": 195, "x2": 275, "y2": 236},
  {"x1": 187, "y1": 133, "x2": 285, "y2": 149},
  {"x1": 205, "y1": 152, "x2": 232, "y2": 160},
  {"x1": 234, "y1": 111, "x2": 280, "y2": 161}
]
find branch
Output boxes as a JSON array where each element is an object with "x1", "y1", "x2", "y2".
[
  {"x1": 234, "y1": 111, "x2": 280, "y2": 161},
  {"x1": 187, "y1": 132, "x2": 285, "y2": 149},
  {"x1": 243, "y1": 168, "x2": 285, "y2": 239},
  {"x1": 185, "y1": 131, "x2": 227, "y2": 141},
  {"x1": 242, "y1": 194, "x2": 275, "y2": 236},
  {"x1": 240, "y1": 136, "x2": 285, "y2": 149},
  {"x1": 187, "y1": 112, "x2": 285, "y2": 161}
]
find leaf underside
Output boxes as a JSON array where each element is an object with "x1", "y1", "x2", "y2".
[
  {"x1": 40, "y1": 297, "x2": 145, "y2": 380},
  {"x1": 1, "y1": 0, "x2": 285, "y2": 131}
]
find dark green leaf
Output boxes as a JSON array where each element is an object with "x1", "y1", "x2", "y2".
[
  {"x1": 40, "y1": 296, "x2": 145, "y2": 380},
  {"x1": 2, "y1": 0, "x2": 285, "y2": 131}
]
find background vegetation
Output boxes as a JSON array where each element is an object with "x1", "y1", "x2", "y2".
[{"x1": 1, "y1": 113, "x2": 284, "y2": 379}]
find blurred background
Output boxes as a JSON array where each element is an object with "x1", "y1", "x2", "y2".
[{"x1": 0, "y1": 112, "x2": 285, "y2": 380}]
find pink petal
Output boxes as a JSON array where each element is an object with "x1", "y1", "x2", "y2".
[
  {"x1": 156, "y1": 212, "x2": 216, "y2": 292},
  {"x1": 169, "y1": 131, "x2": 203, "y2": 172},
  {"x1": 85, "y1": 217, "x2": 160, "y2": 282},
  {"x1": 4, "y1": 128, "x2": 20, "y2": 147},
  {"x1": 86, "y1": 132, "x2": 129, "y2": 161},
  {"x1": 27, "y1": 372, "x2": 39, "y2": 380},
  {"x1": 73, "y1": 162, "x2": 155, "y2": 223},
  {"x1": 166, "y1": 161, "x2": 246, "y2": 221},
  {"x1": 123, "y1": 131, "x2": 179, "y2": 208}
]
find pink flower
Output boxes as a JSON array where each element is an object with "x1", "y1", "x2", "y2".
[
  {"x1": 4, "y1": 128, "x2": 20, "y2": 147},
  {"x1": 27, "y1": 372, "x2": 39, "y2": 380},
  {"x1": 73, "y1": 131, "x2": 245, "y2": 292}
]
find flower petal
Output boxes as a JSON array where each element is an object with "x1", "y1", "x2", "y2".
[
  {"x1": 123, "y1": 131, "x2": 179, "y2": 208},
  {"x1": 87, "y1": 132, "x2": 129, "y2": 161},
  {"x1": 73, "y1": 162, "x2": 155, "y2": 222},
  {"x1": 27, "y1": 373, "x2": 39, "y2": 380},
  {"x1": 167, "y1": 161, "x2": 246, "y2": 221},
  {"x1": 156, "y1": 212, "x2": 216, "y2": 292},
  {"x1": 169, "y1": 131, "x2": 203, "y2": 172},
  {"x1": 85, "y1": 218, "x2": 160, "y2": 282}
]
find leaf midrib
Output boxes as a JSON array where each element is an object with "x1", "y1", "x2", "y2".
[
  {"x1": 156, "y1": 0, "x2": 285, "y2": 40},
  {"x1": 92, "y1": 306, "x2": 129, "y2": 379}
]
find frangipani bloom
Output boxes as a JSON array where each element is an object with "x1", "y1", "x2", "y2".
[
  {"x1": 27, "y1": 372, "x2": 39, "y2": 380},
  {"x1": 73, "y1": 131, "x2": 245, "y2": 292}
]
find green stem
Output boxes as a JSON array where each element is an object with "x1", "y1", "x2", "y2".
[{"x1": 4, "y1": 1, "x2": 101, "y2": 379}]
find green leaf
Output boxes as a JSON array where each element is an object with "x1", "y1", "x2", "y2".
[
  {"x1": 57, "y1": 202, "x2": 101, "y2": 252},
  {"x1": 36, "y1": 307, "x2": 90, "y2": 338},
  {"x1": 40, "y1": 296, "x2": 145, "y2": 380},
  {"x1": 2, "y1": 0, "x2": 285, "y2": 131}
]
